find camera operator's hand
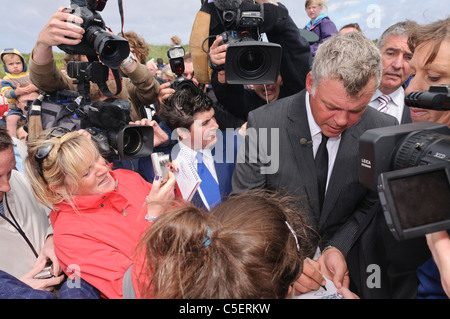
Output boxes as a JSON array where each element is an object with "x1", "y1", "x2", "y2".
[
  {"x1": 209, "y1": 36, "x2": 228, "y2": 84},
  {"x1": 34, "y1": 7, "x2": 84, "y2": 65},
  {"x1": 157, "y1": 82, "x2": 176, "y2": 106},
  {"x1": 129, "y1": 118, "x2": 169, "y2": 148}
]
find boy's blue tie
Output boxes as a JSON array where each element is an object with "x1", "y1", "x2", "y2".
[{"x1": 196, "y1": 152, "x2": 221, "y2": 209}]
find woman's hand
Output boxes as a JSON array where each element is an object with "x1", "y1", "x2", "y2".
[
  {"x1": 19, "y1": 257, "x2": 65, "y2": 292},
  {"x1": 146, "y1": 166, "x2": 177, "y2": 219}
]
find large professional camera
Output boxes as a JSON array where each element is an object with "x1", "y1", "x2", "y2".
[
  {"x1": 63, "y1": 60, "x2": 154, "y2": 160},
  {"x1": 359, "y1": 86, "x2": 450, "y2": 241},
  {"x1": 211, "y1": 1, "x2": 282, "y2": 85},
  {"x1": 167, "y1": 46, "x2": 198, "y2": 92},
  {"x1": 58, "y1": 0, "x2": 130, "y2": 69},
  {"x1": 84, "y1": 99, "x2": 154, "y2": 160}
]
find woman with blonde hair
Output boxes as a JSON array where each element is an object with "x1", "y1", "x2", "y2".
[
  {"x1": 304, "y1": 0, "x2": 338, "y2": 57},
  {"x1": 25, "y1": 127, "x2": 176, "y2": 298}
]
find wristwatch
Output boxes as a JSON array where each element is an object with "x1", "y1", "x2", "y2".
[{"x1": 120, "y1": 52, "x2": 136, "y2": 69}]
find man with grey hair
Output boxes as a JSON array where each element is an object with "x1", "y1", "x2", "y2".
[
  {"x1": 232, "y1": 32, "x2": 398, "y2": 296},
  {"x1": 368, "y1": 21, "x2": 417, "y2": 124}
]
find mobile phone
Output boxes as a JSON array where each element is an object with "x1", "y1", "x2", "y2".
[
  {"x1": 151, "y1": 152, "x2": 171, "y2": 184},
  {"x1": 34, "y1": 260, "x2": 54, "y2": 279}
]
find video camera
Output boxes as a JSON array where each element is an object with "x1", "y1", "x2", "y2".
[
  {"x1": 210, "y1": 0, "x2": 281, "y2": 85},
  {"x1": 167, "y1": 46, "x2": 198, "y2": 92},
  {"x1": 359, "y1": 86, "x2": 450, "y2": 241},
  {"x1": 58, "y1": 0, "x2": 130, "y2": 69}
]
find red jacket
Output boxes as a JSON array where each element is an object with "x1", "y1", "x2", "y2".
[{"x1": 50, "y1": 169, "x2": 152, "y2": 299}]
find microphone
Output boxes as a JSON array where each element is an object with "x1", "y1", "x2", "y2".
[
  {"x1": 300, "y1": 138, "x2": 312, "y2": 146},
  {"x1": 213, "y1": 0, "x2": 243, "y2": 11}
]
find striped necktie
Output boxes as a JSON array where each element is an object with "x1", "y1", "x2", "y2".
[{"x1": 377, "y1": 94, "x2": 391, "y2": 113}]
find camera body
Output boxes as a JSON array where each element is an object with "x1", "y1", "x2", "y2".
[
  {"x1": 359, "y1": 121, "x2": 450, "y2": 240},
  {"x1": 215, "y1": 3, "x2": 282, "y2": 85},
  {"x1": 58, "y1": 0, "x2": 130, "y2": 69},
  {"x1": 85, "y1": 98, "x2": 154, "y2": 160}
]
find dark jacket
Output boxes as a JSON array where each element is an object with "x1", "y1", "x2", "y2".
[{"x1": 304, "y1": 16, "x2": 338, "y2": 57}]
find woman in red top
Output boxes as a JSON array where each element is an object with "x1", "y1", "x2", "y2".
[{"x1": 25, "y1": 127, "x2": 176, "y2": 298}]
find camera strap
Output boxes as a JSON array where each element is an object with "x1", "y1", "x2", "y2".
[
  {"x1": 0, "y1": 194, "x2": 39, "y2": 258},
  {"x1": 96, "y1": 68, "x2": 123, "y2": 97},
  {"x1": 118, "y1": 0, "x2": 124, "y2": 36}
]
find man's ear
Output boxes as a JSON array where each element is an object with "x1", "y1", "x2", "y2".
[
  {"x1": 305, "y1": 72, "x2": 313, "y2": 95},
  {"x1": 176, "y1": 127, "x2": 190, "y2": 141}
]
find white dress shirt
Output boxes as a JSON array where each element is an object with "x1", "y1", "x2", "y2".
[
  {"x1": 177, "y1": 141, "x2": 218, "y2": 210},
  {"x1": 369, "y1": 87, "x2": 405, "y2": 123},
  {"x1": 305, "y1": 92, "x2": 342, "y2": 193}
]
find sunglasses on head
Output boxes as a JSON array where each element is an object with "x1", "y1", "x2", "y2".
[{"x1": 35, "y1": 127, "x2": 70, "y2": 184}]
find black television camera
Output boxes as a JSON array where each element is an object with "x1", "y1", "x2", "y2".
[
  {"x1": 210, "y1": 0, "x2": 282, "y2": 85},
  {"x1": 359, "y1": 86, "x2": 450, "y2": 241},
  {"x1": 58, "y1": 0, "x2": 130, "y2": 69},
  {"x1": 167, "y1": 46, "x2": 198, "y2": 92}
]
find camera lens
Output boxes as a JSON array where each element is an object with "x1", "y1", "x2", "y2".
[
  {"x1": 238, "y1": 47, "x2": 265, "y2": 74},
  {"x1": 122, "y1": 128, "x2": 142, "y2": 156},
  {"x1": 88, "y1": 28, "x2": 130, "y2": 69},
  {"x1": 393, "y1": 131, "x2": 450, "y2": 170}
]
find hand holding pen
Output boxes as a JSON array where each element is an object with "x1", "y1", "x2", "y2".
[{"x1": 293, "y1": 257, "x2": 328, "y2": 295}]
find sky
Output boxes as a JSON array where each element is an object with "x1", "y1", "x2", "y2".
[{"x1": 1, "y1": 0, "x2": 449, "y2": 54}]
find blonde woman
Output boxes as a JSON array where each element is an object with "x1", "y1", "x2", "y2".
[
  {"x1": 304, "y1": 0, "x2": 338, "y2": 57},
  {"x1": 25, "y1": 128, "x2": 176, "y2": 298}
]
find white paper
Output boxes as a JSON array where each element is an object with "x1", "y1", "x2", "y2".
[{"x1": 294, "y1": 277, "x2": 344, "y2": 299}]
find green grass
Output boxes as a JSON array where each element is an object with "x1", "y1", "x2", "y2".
[{"x1": 0, "y1": 44, "x2": 189, "y2": 79}]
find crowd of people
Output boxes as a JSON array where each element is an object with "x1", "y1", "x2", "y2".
[{"x1": 0, "y1": 0, "x2": 449, "y2": 300}]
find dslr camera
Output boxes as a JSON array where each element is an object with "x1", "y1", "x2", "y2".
[
  {"x1": 212, "y1": 1, "x2": 281, "y2": 85},
  {"x1": 359, "y1": 85, "x2": 450, "y2": 241},
  {"x1": 51, "y1": 1, "x2": 154, "y2": 161},
  {"x1": 62, "y1": 59, "x2": 154, "y2": 161},
  {"x1": 58, "y1": 0, "x2": 130, "y2": 69},
  {"x1": 167, "y1": 46, "x2": 198, "y2": 92}
]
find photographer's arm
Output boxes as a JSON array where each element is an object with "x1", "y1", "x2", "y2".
[
  {"x1": 124, "y1": 62, "x2": 160, "y2": 121},
  {"x1": 30, "y1": 8, "x2": 83, "y2": 92}
]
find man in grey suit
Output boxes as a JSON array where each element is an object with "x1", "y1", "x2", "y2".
[
  {"x1": 232, "y1": 32, "x2": 398, "y2": 295},
  {"x1": 368, "y1": 21, "x2": 416, "y2": 124}
]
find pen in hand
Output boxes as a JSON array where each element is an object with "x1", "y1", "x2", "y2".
[{"x1": 305, "y1": 257, "x2": 327, "y2": 291}]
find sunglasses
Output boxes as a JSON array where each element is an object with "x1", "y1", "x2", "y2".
[{"x1": 35, "y1": 127, "x2": 70, "y2": 184}]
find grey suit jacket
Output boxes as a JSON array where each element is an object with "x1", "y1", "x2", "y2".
[{"x1": 232, "y1": 89, "x2": 398, "y2": 256}]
